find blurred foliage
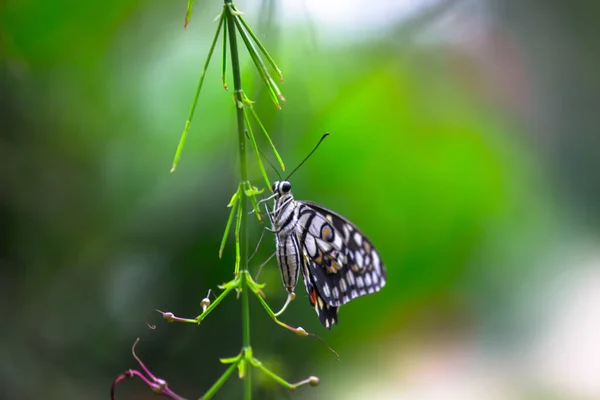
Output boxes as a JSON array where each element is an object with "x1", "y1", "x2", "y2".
[{"x1": 2, "y1": 0, "x2": 600, "y2": 399}]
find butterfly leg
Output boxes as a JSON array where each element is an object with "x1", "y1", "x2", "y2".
[
  {"x1": 261, "y1": 202, "x2": 277, "y2": 233},
  {"x1": 274, "y1": 292, "x2": 296, "y2": 317},
  {"x1": 253, "y1": 293, "x2": 308, "y2": 336},
  {"x1": 248, "y1": 229, "x2": 266, "y2": 263},
  {"x1": 245, "y1": 273, "x2": 340, "y2": 358},
  {"x1": 256, "y1": 193, "x2": 277, "y2": 206},
  {"x1": 253, "y1": 251, "x2": 276, "y2": 280},
  {"x1": 245, "y1": 271, "x2": 307, "y2": 336}
]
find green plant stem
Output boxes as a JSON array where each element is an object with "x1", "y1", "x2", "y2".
[
  {"x1": 172, "y1": 11, "x2": 224, "y2": 172},
  {"x1": 201, "y1": 360, "x2": 239, "y2": 400},
  {"x1": 225, "y1": 2, "x2": 252, "y2": 399}
]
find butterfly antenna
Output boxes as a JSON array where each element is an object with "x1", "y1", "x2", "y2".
[
  {"x1": 285, "y1": 132, "x2": 329, "y2": 181},
  {"x1": 245, "y1": 130, "x2": 282, "y2": 180}
]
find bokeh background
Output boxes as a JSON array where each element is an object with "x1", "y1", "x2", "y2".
[{"x1": 2, "y1": 0, "x2": 600, "y2": 399}]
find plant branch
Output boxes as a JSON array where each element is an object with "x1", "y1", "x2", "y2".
[
  {"x1": 172, "y1": 11, "x2": 225, "y2": 172},
  {"x1": 201, "y1": 360, "x2": 239, "y2": 400},
  {"x1": 225, "y1": 1, "x2": 252, "y2": 399}
]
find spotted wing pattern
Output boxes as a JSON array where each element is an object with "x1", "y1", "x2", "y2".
[
  {"x1": 301, "y1": 261, "x2": 339, "y2": 328},
  {"x1": 295, "y1": 201, "x2": 386, "y2": 328}
]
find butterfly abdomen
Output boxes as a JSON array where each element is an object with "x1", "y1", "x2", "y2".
[{"x1": 275, "y1": 233, "x2": 302, "y2": 294}]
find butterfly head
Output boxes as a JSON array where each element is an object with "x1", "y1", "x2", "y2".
[{"x1": 272, "y1": 180, "x2": 293, "y2": 197}]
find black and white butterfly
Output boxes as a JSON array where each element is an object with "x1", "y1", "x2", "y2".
[{"x1": 267, "y1": 180, "x2": 386, "y2": 329}]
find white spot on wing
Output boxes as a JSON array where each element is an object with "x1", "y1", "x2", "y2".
[
  {"x1": 346, "y1": 271, "x2": 355, "y2": 285},
  {"x1": 355, "y1": 252, "x2": 364, "y2": 268},
  {"x1": 343, "y1": 224, "x2": 351, "y2": 240},
  {"x1": 365, "y1": 273, "x2": 372, "y2": 287},
  {"x1": 304, "y1": 234, "x2": 317, "y2": 257},
  {"x1": 333, "y1": 232, "x2": 343, "y2": 249},
  {"x1": 316, "y1": 238, "x2": 332, "y2": 253},
  {"x1": 332, "y1": 287, "x2": 339, "y2": 299},
  {"x1": 356, "y1": 276, "x2": 364, "y2": 288},
  {"x1": 309, "y1": 218, "x2": 322, "y2": 237},
  {"x1": 353, "y1": 232, "x2": 363, "y2": 246},
  {"x1": 298, "y1": 212, "x2": 311, "y2": 229},
  {"x1": 372, "y1": 251, "x2": 381, "y2": 273},
  {"x1": 322, "y1": 282, "x2": 330, "y2": 298},
  {"x1": 339, "y1": 277, "x2": 347, "y2": 292},
  {"x1": 372, "y1": 271, "x2": 379, "y2": 284}
]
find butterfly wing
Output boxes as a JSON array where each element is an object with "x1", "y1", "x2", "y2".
[
  {"x1": 301, "y1": 261, "x2": 339, "y2": 328},
  {"x1": 294, "y1": 201, "x2": 386, "y2": 327}
]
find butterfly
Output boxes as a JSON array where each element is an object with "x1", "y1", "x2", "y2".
[{"x1": 267, "y1": 180, "x2": 386, "y2": 329}]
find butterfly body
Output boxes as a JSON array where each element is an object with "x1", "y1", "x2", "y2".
[{"x1": 269, "y1": 180, "x2": 386, "y2": 329}]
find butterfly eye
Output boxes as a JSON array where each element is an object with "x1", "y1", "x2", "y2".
[
  {"x1": 271, "y1": 181, "x2": 278, "y2": 193},
  {"x1": 281, "y1": 181, "x2": 292, "y2": 193}
]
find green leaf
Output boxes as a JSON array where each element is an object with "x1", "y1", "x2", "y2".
[
  {"x1": 237, "y1": 358, "x2": 246, "y2": 379},
  {"x1": 227, "y1": 187, "x2": 240, "y2": 207},
  {"x1": 244, "y1": 184, "x2": 264, "y2": 197},
  {"x1": 184, "y1": 0, "x2": 194, "y2": 28},
  {"x1": 244, "y1": 182, "x2": 264, "y2": 222},
  {"x1": 230, "y1": 10, "x2": 283, "y2": 109},
  {"x1": 246, "y1": 273, "x2": 266, "y2": 292},
  {"x1": 244, "y1": 109, "x2": 272, "y2": 189},
  {"x1": 234, "y1": 195, "x2": 243, "y2": 275},
  {"x1": 250, "y1": 107, "x2": 285, "y2": 171},
  {"x1": 217, "y1": 277, "x2": 241, "y2": 291},
  {"x1": 233, "y1": 6, "x2": 284, "y2": 82},
  {"x1": 171, "y1": 11, "x2": 225, "y2": 172},
  {"x1": 219, "y1": 186, "x2": 241, "y2": 259},
  {"x1": 221, "y1": 12, "x2": 228, "y2": 90},
  {"x1": 220, "y1": 354, "x2": 241, "y2": 364}
]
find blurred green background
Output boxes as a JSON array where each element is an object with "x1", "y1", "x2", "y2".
[{"x1": 2, "y1": 0, "x2": 600, "y2": 399}]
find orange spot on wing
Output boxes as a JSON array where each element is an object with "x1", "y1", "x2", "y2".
[
  {"x1": 310, "y1": 289, "x2": 317, "y2": 306},
  {"x1": 322, "y1": 225, "x2": 333, "y2": 241},
  {"x1": 314, "y1": 251, "x2": 323, "y2": 264}
]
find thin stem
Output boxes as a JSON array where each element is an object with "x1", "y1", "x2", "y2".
[
  {"x1": 184, "y1": 0, "x2": 195, "y2": 28},
  {"x1": 172, "y1": 11, "x2": 225, "y2": 172},
  {"x1": 197, "y1": 284, "x2": 237, "y2": 323},
  {"x1": 249, "y1": 107, "x2": 285, "y2": 170},
  {"x1": 221, "y1": 12, "x2": 228, "y2": 89},
  {"x1": 153, "y1": 281, "x2": 238, "y2": 326},
  {"x1": 234, "y1": 197, "x2": 243, "y2": 275},
  {"x1": 233, "y1": 5, "x2": 284, "y2": 82},
  {"x1": 225, "y1": 2, "x2": 252, "y2": 399},
  {"x1": 201, "y1": 361, "x2": 239, "y2": 400},
  {"x1": 251, "y1": 287, "x2": 307, "y2": 336},
  {"x1": 243, "y1": 181, "x2": 264, "y2": 222},
  {"x1": 219, "y1": 185, "x2": 240, "y2": 259},
  {"x1": 243, "y1": 108, "x2": 272, "y2": 189},
  {"x1": 231, "y1": 12, "x2": 283, "y2": 108},
  {"x1": 249, "y1": 358, "x2": 318, "y2": 390}
]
